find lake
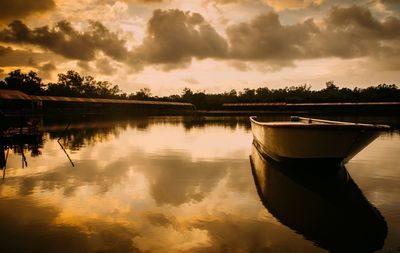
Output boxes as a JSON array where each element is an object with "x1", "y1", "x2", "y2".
[{"x1": 1, "y1": 116, "x2": 399, "y2": 253}]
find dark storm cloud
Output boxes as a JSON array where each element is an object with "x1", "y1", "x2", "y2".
[
  {"x1": 226, "y1": 12, "x2": 319, "y2": 61},
  {"x1": 0, "y1": 20, "x2": 129, "y2": 61},
  {"x1": 224, "y1": 5, "x2": 400, "y2": 69},
  {"x1": 129, "y1": 9, "x2": 228, "y2": 70},
  {"x1": 0, "y1": 0, "x2": 55, "y2": 23},
  {"x1": 379, "y1": 0, "x2": 400, "y2": 10},
  {"x1": 126, "y1": 5, "x2": 400, "y2": 71},
  {"x1": 327, "y1": 5, "x2": 400, "y2": 40},
  {"x1": 319, "y1": 5, "x2": 400, "y2": 61},
  {"x1": 1, "y1": 4, "x2": 399, "y2": 72}
]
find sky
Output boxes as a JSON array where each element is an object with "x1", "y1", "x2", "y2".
[{"x1": 0, "y1": 0, "x2": 400, "y2": 95}]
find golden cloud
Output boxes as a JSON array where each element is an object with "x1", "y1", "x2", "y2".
[{"x1": 263, "y1": 0, "x2": 324, "y2": 10}]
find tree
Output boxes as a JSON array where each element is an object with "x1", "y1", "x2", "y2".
[
  {"x1": 325, "y1": 81, "x2": 339, "y2": 91},
  {"x1": 97, "y1": 81, "x2": 115, "y2": 97},
  {"x1": 24, "y1": 71, "x2": 43, "y2": 95},
  {"x1": 240, "y1": 88, "x2": 256, "y2": 102},
  {"x1": 2, "y1": 69, "x2": 43, "y2": 94},
  {"x1": 181, "y1": 88, "x2": 194, "y2": 102},
  {"x1": 131, "y1": 88, "x2": 151, "y2": 100},
  {"x1": 57, "y1": 70, "x2": 84, "y2": 95},
  {"x1": 46, "y1": 70, "x2": 121, "y2": 98}
]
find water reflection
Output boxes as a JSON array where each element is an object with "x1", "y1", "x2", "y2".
[
  {"x1": 250, "y1": 143, "x2": 388, "y2": 252},
  {"x1": 0, "y1": 197, "x2": 138, "y2": 253},
  {"x1": 1, "y1": 116, "x2": 252, "y2": 168},
  {"x1": 1, "y1": 133, "x2": 44, "y2": 179},
  {"x1": 0, "y1": 133, "x2": 44, "y2": 157},
  {"x1": 0, "y1": 116, "x2": 398, "y2": 253},
  {"x1": 182, "y1": 116, "x2": 251, "y2": 130}
]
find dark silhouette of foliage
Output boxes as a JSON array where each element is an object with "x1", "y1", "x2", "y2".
[
  {"x1": 161, "y1": 81, "x2": 399, "y2": 109},
  {"x1": 128, "y1": 88, "x2": 152, "y2": 100},
  {"x1": 1, "y1": 70, "x2": 399, "y2": 109},
  {"x1": 0, "y1": 70, "x2": 43, "y2": 95},
  {"x1": 46, "y1": 70, "x2": 121, "y2": 98}
]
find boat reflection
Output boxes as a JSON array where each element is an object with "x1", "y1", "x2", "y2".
[{"x1": 250, "y1": 143, "x2": 387, "y2": 252}]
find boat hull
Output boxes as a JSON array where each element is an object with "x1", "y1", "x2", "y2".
[{"x1": 250, "y1": 117, "x2": 385, "y2": 164}]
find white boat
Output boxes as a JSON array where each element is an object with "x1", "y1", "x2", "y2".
[{"x1": 250, "y1": 116, "x2": 390, "y2": 164}]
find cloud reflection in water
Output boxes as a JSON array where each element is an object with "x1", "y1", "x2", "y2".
[{"x1": 1, "y1": 116, "x2": 397, "y2": 252}]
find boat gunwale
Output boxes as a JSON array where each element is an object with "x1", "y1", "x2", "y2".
[{"x1": 249, "y1": 116, "x2": 391, "y2": 130}]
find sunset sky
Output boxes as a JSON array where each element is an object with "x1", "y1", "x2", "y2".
[{"x1": 0, "y1": 0, "x2": 400, "y2": 95}]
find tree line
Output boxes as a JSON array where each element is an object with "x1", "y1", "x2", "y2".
[
  {"x1": 0, "y1": 70, "x2": 121, "y2": 98},
  {"x1": 1, "y1": 69, "x2": 399, "y2": 109}
]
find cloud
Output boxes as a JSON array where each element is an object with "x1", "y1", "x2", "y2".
[
  {"x1": 319, "y1": 5, "x2": 400, "y2": 64},
  {"x1": 263, "y1": 0, "x2": 324, "y2": 10},
  {"x1": 379, "y1": 0, "x2": 400, "y2": 11},
  {"x1": 96, "y1": 57, "x2": 117, "y2": 75},
  {"x1": 226, "y1": 12, "x2": 319, "y2": 61},
  {"x1": 77, "y1": 60, "x2": 92, "y2": 71},
  {"x1": 38, "y1": 61, "x2": 57, "y2": 79},
  {"x1": 133, "y1": 0, "x2": 165, "y2": 2},
  {"x1": 146, "y1": 212, "x2": 176, "y2": 228},
  {"x1": 123, "y1": 0, "x2": 166, "y2": 3},
  {"x1": 203, "y1": 0, "x2": 245, "y2": 4},
  {"x1": 227, "y1": 60, "x2": 250, "y2": 71},
  {"x1": 224, "y1": 5, "x2": 400, "y2": 69},
  {"x1": 203, "y1": 0, "x2": 324, "y2": 10},
  {"x1": 1, "y1": 5, "x2": 399, "y2": 73},
  {"x1": 39, "y1": 61, "x2": 56, "y2": 72},
  {"x1": 0, "y1": 20, "x2": 129, "y2": 61},
  {"x1": 329, "y1": 5, "x2": 400, "y2": 39},
  {"x1": 129, "y1": 9, "x2": 228, "y2": 70},
  {"x1": 181, "y1": 77, "x2": 199, "y2": 85},
  {"x1": 129, "y1": 5, "x2": 400, "y2": 71},
  {"x1": 0, "y1": 0, "x2": 55, "y2": 23},
  {"x1": 0, "y1": 45, "x2": 54, "y2": 67}
]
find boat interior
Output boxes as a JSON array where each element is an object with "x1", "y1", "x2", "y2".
[{"x1": 250, "y1": 116, "x2": 390, "y2": 130}]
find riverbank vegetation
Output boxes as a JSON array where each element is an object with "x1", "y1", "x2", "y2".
[{"x1": 1, "y1": 69, "x2": 399, "y2": 109}]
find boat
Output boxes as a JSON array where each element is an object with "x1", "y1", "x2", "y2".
[
  {"x1": 249, "y1": 144, "x2": 387, "y2": 252},
  {"x1": 250, "y1": 116, "x2": 390, "y2": 165}
]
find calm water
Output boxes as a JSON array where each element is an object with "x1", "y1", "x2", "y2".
[{"x1": 1, "y1": 116, "x2": 399, "y2": 253}]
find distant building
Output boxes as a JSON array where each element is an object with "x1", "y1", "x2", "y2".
[{"x1": 0, "y1": 90, "x2": 194, "y2": 116}]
